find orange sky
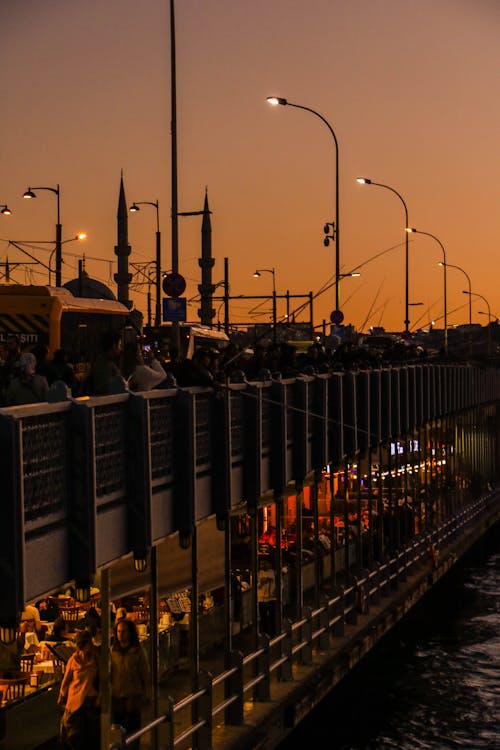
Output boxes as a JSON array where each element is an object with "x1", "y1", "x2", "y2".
[{"x1": 1, "y1": 0, "x2": 499, "y2": 334}]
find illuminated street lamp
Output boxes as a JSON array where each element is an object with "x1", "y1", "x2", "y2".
[
  {"x1": 406, "y1": 228, "x2": 448, "y2": 355},
  {"x1": 438, "y1": 261, "x2": 472, "y2": 325},
  {"x1": 356, "y1": 178, "x2": 410, "y2": 333},
  {"x1": 49, "y1": 233, "x2": 86, "y2": 285},
  {"x1": 254, "y1": 267, "x2": 277, "y2": 339},
  {"x1": 266, "y1": 96, "x2": 341, "y2": 313},
  {"x1": 1, "y1": 204, "x2": 12, "y2": 216},
  {"x1": 23, "y1": 184, "x2": 62, "y2": 286},
  {"x1": 463, "y1": 290, "x2": 492, "y2": 356},
  {"x1": 130, "y1": 200, "x2": 162, "y2": 326}
]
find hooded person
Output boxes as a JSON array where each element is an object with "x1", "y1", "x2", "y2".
[{"x1": 6, "y1": 351, "x2": 49, "y2": 405}]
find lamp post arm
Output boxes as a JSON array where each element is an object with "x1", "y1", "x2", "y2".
[
  {"x1": 446, "y1": 262, "x2": 472, "y2": 325},
  {"x1": 286, "y1": 100, "x2": 340, "y2": 311}
]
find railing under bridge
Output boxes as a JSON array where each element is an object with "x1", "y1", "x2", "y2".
[
  {"x1": 109, "y1": 490, "x2": 500, "y2": 750},
  {"x1": 0, "y1": 362, "x2": 499, "y2": 625}
]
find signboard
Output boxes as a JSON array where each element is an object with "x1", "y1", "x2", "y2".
[
  {"x1": 162, "y1": 272, "x2": 186, "y2": 298},
  {"x1": 330, "y1": 324, "x2": 345, "y2": 340},
  {"x1": 330, "y1": 309, "x2": 344, "y2": 324},
  {"x1": 162, "y1": 297, "x2": 187, "y2": 322}
]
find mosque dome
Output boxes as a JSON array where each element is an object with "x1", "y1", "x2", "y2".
[{"x1": 63, "y1": 272, "x2": 116, "y2": 300}]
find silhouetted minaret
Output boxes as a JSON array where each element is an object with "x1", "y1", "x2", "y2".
[
  {"x1": 114, "y1": 173, "x2": 133, "y2": 309},
  {"x1": 197, "y1": 190, "x2": 215, "y2": 326}
]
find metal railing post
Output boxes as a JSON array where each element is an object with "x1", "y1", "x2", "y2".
[
  {"x1": 197, "y1": 671, "x2": 213, "y2": 750},
  {"x1": 226, "y1": 651, "x2": 244, "y2": 725},
  {"x1": 280, "y1": 618, "x2": 294, "y2": 680},
  {"x1": 255, "y1": 635, "x2": 271, "y2": 701}
]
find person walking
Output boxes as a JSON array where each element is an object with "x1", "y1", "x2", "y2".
[
  {"x1": 110, "y1": 618, "x2": 150, "y2": 749},
  {"x1": 57, "y1": 629, "x2": 100, "y2": 750}
]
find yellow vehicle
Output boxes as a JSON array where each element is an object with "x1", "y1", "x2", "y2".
[{"x1": 0, "y1": 285, "x2": 134, "y2": 376}]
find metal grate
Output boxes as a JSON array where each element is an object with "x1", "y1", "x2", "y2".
[
  {"x1": 22, "y1": 413, "x2": 67, "y2": 521},
  {"x1": 149, "y1": 398, "x2": 174, "y2": 480},
  {"x1": 230, "y1": 391, "x2": 244, "y2": 458},
  {"x1": 94, "y1": 403, "x2": 126, "y2": 497},
  {"x1": 195, "y1": 394, "x2": 211, "y2": 467}
]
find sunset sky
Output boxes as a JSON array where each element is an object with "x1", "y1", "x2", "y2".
[{"x1": 1, "y1": 0, "x2": 499, "y2": 334}]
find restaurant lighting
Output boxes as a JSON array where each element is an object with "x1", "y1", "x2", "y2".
[
  {"x1": 133, "y1": 552, "x2": 148, "y2": 573},
  {"x1": 74, "y1": 582, "x2": 91, "y2": 603},
  {"x1": 0, "y1": 623, "x2": 18, "y2": 644}
]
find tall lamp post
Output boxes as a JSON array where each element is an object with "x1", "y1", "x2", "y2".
[
  {"x1": 356, "y1": 178, "x2": 410, "y2": 333},
  {"x1": 407, "y1": 228, "x2": 448, "y2": 355},
  {"x1": 129, "y1": 200, "x2": 162, "y2": 326},
  {"x1": 438, "y1": 261, "x2": 472, "y2": 325},
  {"x1": 266, "y1": 96, "x2": 341, "y2": 313},
  {"x1": 254, "y1": 267, "x2": 277, "y2": 339},
  {"x1": 23, "y1": 185, "x2": 62, "y2": 286}
]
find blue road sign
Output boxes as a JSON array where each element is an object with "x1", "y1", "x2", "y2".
[{"x1": 163, "y1": 297, "x2": 187, "y2": 322}]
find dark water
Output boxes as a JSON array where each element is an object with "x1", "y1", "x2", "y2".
[{"x1": 281, "y1": 527, "x2": 500, "y2": 750}]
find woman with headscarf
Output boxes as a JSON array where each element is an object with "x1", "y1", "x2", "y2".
[{"x1": 6, "y1": 351, "x2": 49, "y2": 405}]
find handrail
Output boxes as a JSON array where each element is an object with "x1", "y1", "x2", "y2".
[{"x1": 110, "y1": 491, "x2": 499, "y2": 750}]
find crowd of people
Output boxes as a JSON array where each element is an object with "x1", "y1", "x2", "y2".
[
  {"x1": 0, "y1": 329, "x2": 433, "y2": 408},
  {"x1": 0, "y1": 597, "x2": 150, "y2": 750}
]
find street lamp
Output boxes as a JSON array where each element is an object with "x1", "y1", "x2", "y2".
[
  {"x1": 266, "y1": 96, "x2": 341, "y2": 313},
  {"x1": 130, "y1": 200, "x2": 162, "y2": 326},
  {"x1": 438, "y1": 261, "x2": 472, "y2": 325},
  {"x1": 356, "y1": 178, "x2": 410, "y2": 333},
  {"x1": 23, "y1": 184, "x2": 62, "y2": 286},
  {"x1": 254, "y1": 267, "x2": 277, "y2": 338},
  {"x1": 1, "y1": 204, "x2": 12, "y2": 216},
  {"x1": 49, "y1": 233, "x2": 87, "y2": 285},
  {"x1": 463, "y1": 290, "x2": 492, "y2": 356},
  {"x1": 406, "y1": 227, "x2": 448, "y2": 355}
]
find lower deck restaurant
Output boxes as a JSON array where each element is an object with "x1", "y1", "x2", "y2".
[{"x1": 0, "y1": 416, "x2": 492, "y2": 748}]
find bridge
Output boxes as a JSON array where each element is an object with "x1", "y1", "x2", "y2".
[{"x1": 1, "y1": 361, "x2": 499, "y2": 749}]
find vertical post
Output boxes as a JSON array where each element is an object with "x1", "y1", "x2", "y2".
[
  {"x1": 272, "y1": 290, "x2": 277, "y2": 342},
  {"x1": 55, "y1": 184, "x2": 62, "y2": 287},
  {"x1": 100, "y1": 568, "x2": 111, "y2": 750},
  {"x1": 170, "y1": 0, "x2": 180, "y2": 351},
  {"x1": 224, "y1": 257, "x2": 230, "y2": 336},
  {"x1": 309, "y1": 291, "x2": 314, "y2": 339},
  {"x1": 155, "y1": 230, "x2": 162, "y2": 326},
  {"x1": 55, "y1": 225, "x2": 62, "y2": 286},
  {"x1": 150, "y1": 547, "x2": 160, "y2": 750}
]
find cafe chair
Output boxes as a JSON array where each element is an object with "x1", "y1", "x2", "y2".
[
  {"x1": 0, "y1": 673, "x2": 29, "y2": 701},
  {"x1": 59, "y1": 607, "x2": 80, "y2": 622},
  {"x1": 19, "y1": 654, "x2": 36, "y2": 673}
]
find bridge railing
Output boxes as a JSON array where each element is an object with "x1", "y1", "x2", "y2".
[
  {"x1": 1, "y1": 362, "x2": 499, "y2": 621},
  {"x1": 109, "y1": 489, "x2": 500, "y2": 750}
]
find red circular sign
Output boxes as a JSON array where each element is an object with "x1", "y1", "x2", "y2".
[
  {"x1": 162, "y1": 272, "x2": 186, "y2": 298},
  {"x1": 330, "y1": 309, "x2": 344, "y2": 324}
]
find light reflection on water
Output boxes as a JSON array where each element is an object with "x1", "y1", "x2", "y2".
[{"x1": 281, "y1": 532, "x2": 500, "y2": 750}]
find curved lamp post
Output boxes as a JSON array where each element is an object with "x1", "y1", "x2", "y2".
[
  {"x1": 48, "y1": 233, "x2": 86, "y2": 285},
  {"x1": 438, "y1": 261, "x2": 472, "y2": 325},
  {"x1": 266, "y1": 96, "x2": 341, "y2": 312},
  {"x1": 407, "y1": 227, "x2": 448, "y2": 355},
  {"x1": 23, "y1": 184, "x2": 62, "y2": 286},
  {"x1": 463, "y1": 290, "x2": 491, "y2": 357},
  {"x1": 356, "y1": 178, "x2": 409, "y2": 333},
  {"x1": 254, "y1": 267, "x2": 277, "y2": 339},
  {"x1": 1, "y1": 204, "x2": 12, "y2": 216},
  {"x1": 130, "y1": 200, "x2": 161, "y2": 326}
]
